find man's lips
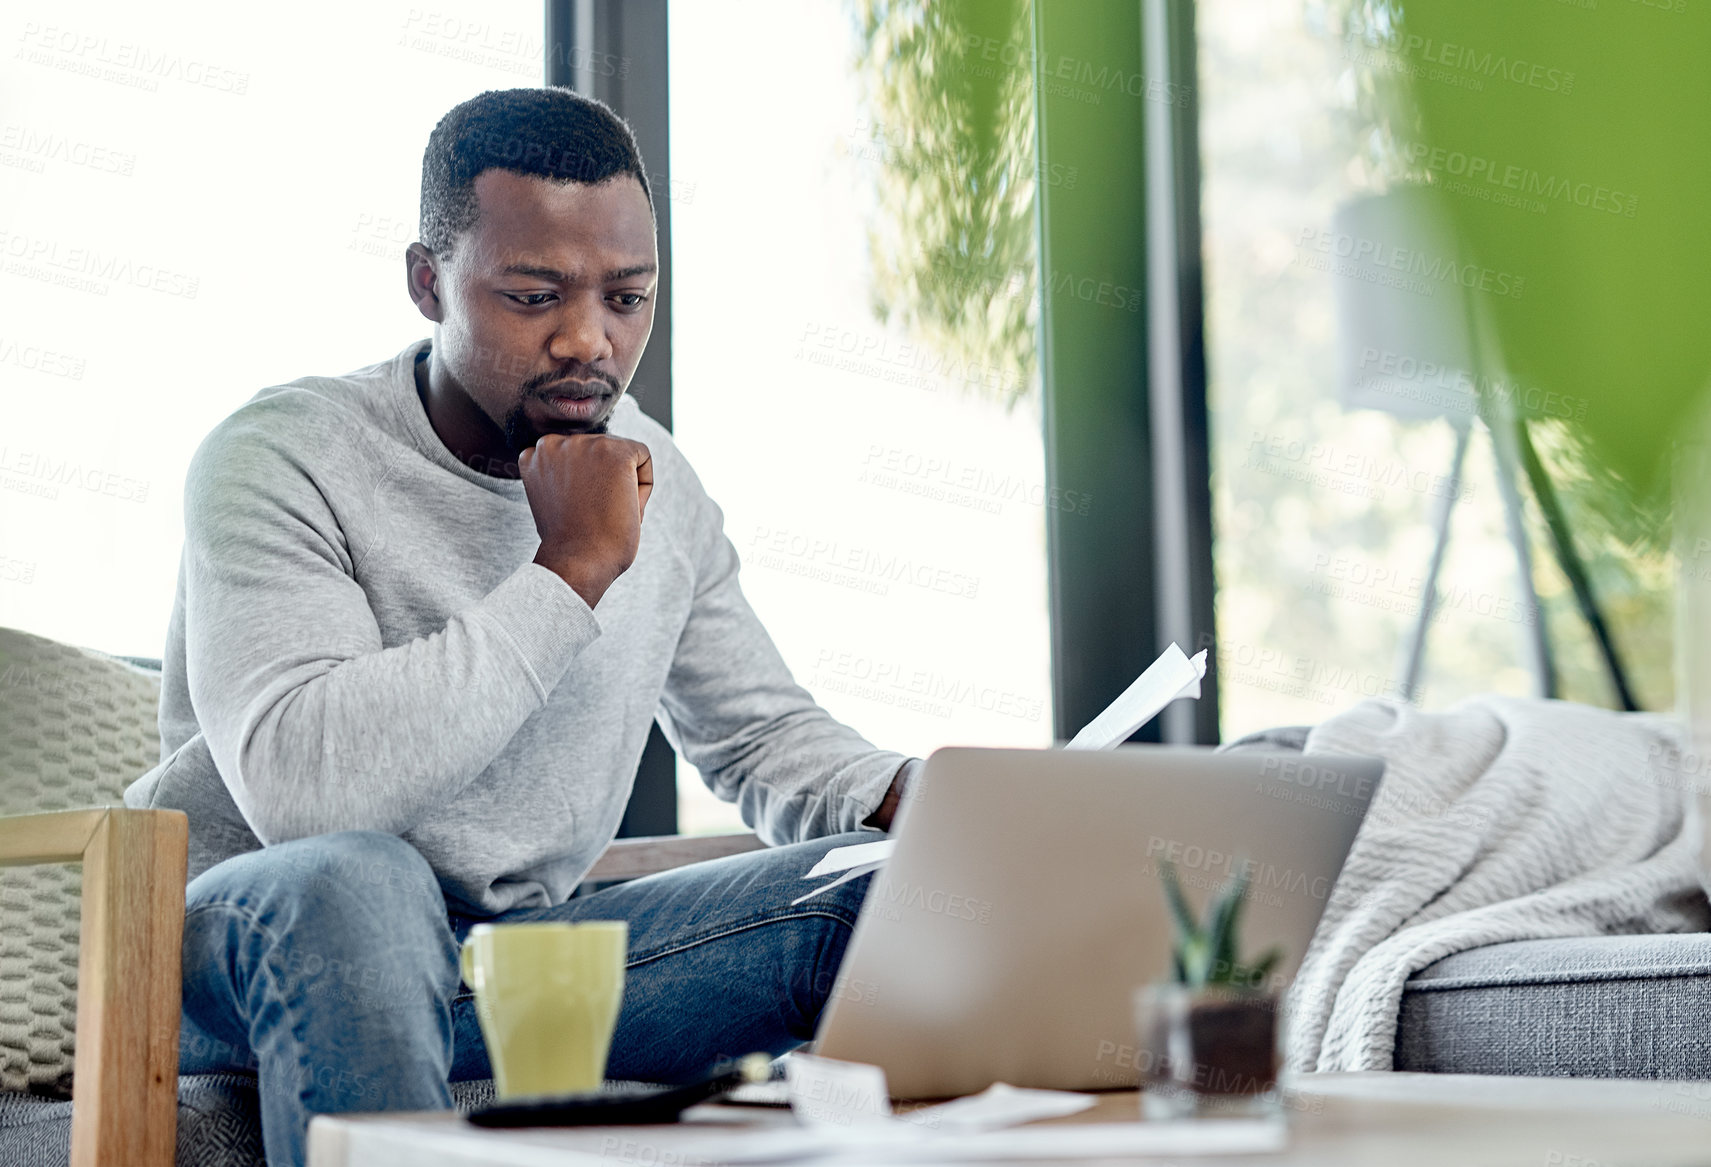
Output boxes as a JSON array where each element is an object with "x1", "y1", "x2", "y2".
[
  {"x1": 536, "y1": 392, "x2": 609, "y2": 421},
  {"x1": 537, "y1": 380, "x2": 609, "y2": 401}
]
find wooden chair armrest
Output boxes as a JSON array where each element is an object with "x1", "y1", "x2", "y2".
[
  {"x1": 0, "y1": 807, "x2": 188, "y2": 1167},
  {"x1": 582, "y1": 832, "x2": 765, "y2": 884}
]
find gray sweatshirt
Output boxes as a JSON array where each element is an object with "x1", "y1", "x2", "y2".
[{"x1": 123, "y1": 338, "x2": 913, "y2": 915}]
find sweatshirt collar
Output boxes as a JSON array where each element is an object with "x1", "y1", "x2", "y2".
[{"x1": 389, "y1": 338, "x2": 529, "y2": 500}]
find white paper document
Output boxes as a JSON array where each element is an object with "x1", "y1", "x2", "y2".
[
  {"x1": 785, "y1": 1053, "x2": 896, "y2": 1127},
  {"x1": 793, "y1": 840, "x2": 897, "y2": 904},
  {"x1": 772, "y1": 1056, "x2": 1285, "y2": 1162},
  {"x1": 1064, "y1": 643, "x2": 1208, "y2": 750},
  {"x1": 907, "y1": 1082, "x2": 1097, "y2": 1131},
  {"x1": 785, "y1": 1060, "x2": 1097, "y2": 1136},
  {"x1": 804, "y1": 839, "x2": 896, "y2": 879},
  {"x1": 789, "y1": 860, "x2": 887, "y2": 906},
  {"x1": 795, "y1": 644, "x2": 1210, "y2": 899}
]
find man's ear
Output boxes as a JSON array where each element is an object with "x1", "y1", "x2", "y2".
[{"x1": 406, "y1": 242, "x2": 445, "y2": 323}]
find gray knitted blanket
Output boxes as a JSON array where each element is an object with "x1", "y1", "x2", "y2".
[{"x1": 1287, "y1": 695, "x2": 1711, "y2": 1072}]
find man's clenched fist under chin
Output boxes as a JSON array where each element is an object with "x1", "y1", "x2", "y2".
[{"x1": 521, "y1": 433, "x2": 654, "y2": 609}]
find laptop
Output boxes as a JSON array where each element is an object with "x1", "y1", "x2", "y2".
[{"x1": 812, "y1": 744, "x2": 1382, "y2": 1098}]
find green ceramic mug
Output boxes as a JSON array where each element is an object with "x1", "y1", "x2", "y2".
[{"x1": 459, "y1": 920, "x2": 628, "y2": 1098}]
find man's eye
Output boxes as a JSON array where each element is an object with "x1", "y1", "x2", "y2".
[
  {"x1": 507, "y1": 292, "x2": 556, "y2": 307},
  {"x1": 610, "y1": 292, "x2": 650, "y2": 309}
]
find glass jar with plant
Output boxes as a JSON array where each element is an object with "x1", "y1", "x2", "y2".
[{"x1": 1133, "y1": 859, "x2": 1285, "y2": 1121}]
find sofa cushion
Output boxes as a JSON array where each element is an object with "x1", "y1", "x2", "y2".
[{"x1": 1396, "y1": 934, "x2": 1711, "y2": 1076}]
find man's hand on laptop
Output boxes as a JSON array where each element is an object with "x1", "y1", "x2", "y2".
[{"x1": 521, "y1": 434, "x2": 654, "y2": 609}]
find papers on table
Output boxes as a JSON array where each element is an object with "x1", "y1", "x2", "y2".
[
  {"x1": 784, "y1": 1056, "x2": 1101, "y2": 1134},
  {"x1": 912, "y1": 1082, "x2": 1098, "y2": 1131},
  {"x1": 769, "y1": 1054, "x2": 1285, "y2": 1161},
  {"x1": 793, "y1": 643, "x2": 1210, "y2": 903},
  {"x1": 785, "y1": 1053, "x2": 896, "y2": 1127}
]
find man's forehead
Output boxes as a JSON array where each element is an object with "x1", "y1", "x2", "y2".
[{"x1": 461, "y1": 169, "x2": 655, "y2": 271}]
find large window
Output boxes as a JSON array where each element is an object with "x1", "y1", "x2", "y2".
[
  {"x1": 11, "y1": 0, "x2": 1662, "y2": 786},
  {"x1": 1, "y1": 0, "x2": 545, "y2": 655},
  {"x1": 1197, "y1": 0, "x2": 1672, "y2": 738},
  {"x1": 667, "y1": 1, "x2": 1053, "y2": 830},
  {"x1": 1, "y1": 0, "x2": 1054, "y2": 835}
]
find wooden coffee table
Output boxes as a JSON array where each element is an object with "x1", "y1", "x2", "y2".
[{"x1": 308, "y1": 1073, "x2": 1711, "y2": 1166}]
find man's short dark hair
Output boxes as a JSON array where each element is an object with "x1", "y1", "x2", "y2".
[{"x1": 419, "y1": 87, "x2": 652, "y2": 257}]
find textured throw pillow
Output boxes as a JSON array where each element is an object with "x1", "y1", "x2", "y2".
[{"x1": 0, "y1": 627, "x2": 162, "y2": 1098}]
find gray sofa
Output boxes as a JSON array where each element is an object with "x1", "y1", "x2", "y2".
[
  {"x1": 1396, "y1": 934, "x2": 1711, "y2": 1075},
  {"x1": 4, "y1": 634, "x2": 1711, "y2": 1167}
]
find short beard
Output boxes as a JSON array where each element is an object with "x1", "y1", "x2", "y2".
[{"x1": 500, "y1": 402, "x2": 608, "y2": 455}]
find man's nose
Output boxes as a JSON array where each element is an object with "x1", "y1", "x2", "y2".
[{"x1": 548, "y1": 300, "x2": 613, "y2": 365}]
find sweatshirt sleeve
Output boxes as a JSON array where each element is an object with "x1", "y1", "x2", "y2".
[
  {"x1": 653, "y1": 457, "x2": 914, "y2": 844},
  {"x1": 181, "y1": 406, "x2": 601, "y2": 844}
]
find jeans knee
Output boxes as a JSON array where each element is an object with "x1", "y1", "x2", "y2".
[
  {"x1": 270, "y1": 829, "x2": 440, "y2": 906},
  {"x1": 194, "y1": 829, "x2": 446, "y2": 942},
  {"x1": 187, "y1": 831, "x2": 458, "y2": 1016}
]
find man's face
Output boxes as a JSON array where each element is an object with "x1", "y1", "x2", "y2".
[{"x1": 424, "y1": 169, "x2": 657, "y2": 451}]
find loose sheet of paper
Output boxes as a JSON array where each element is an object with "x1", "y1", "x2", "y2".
[
  {"x1": 776, "y1": 1056, "x2": 1284, "y2": 1162},
  {"x1": 789, "y1": 859, "x2": 887, "y2": 905},
  {"x1": 1064, "y1": 643, "x2": 1208, "y2": 750},
  {"x1": 907, "y1": 1082, "x2": 1097, "y2": 1132},
  {"x1": 804, "y1": 839, "x2": 895, "y2": 879},
  {"x1": 796, "y1": 643, "x2": 1209, "y2": 898},
  {"x1": 784, "y1": 1053, "x2": 896, "y2": 1127}
]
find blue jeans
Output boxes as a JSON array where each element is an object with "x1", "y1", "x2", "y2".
[{"x1": 177, "y1": 829, "x2": 880, "y2": 1167}]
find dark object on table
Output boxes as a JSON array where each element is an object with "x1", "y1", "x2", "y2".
[
  {"x1": 1183, "y1": 990, "x2": 1278, "y2": 1094},
  {"x1": 466, "y1": 1054, "x2": 771, "y2": 1128}
]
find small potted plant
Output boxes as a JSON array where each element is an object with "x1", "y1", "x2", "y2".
[{"x1": 1133, "y1": 860, "x2": 1284, "y2": 1120}]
